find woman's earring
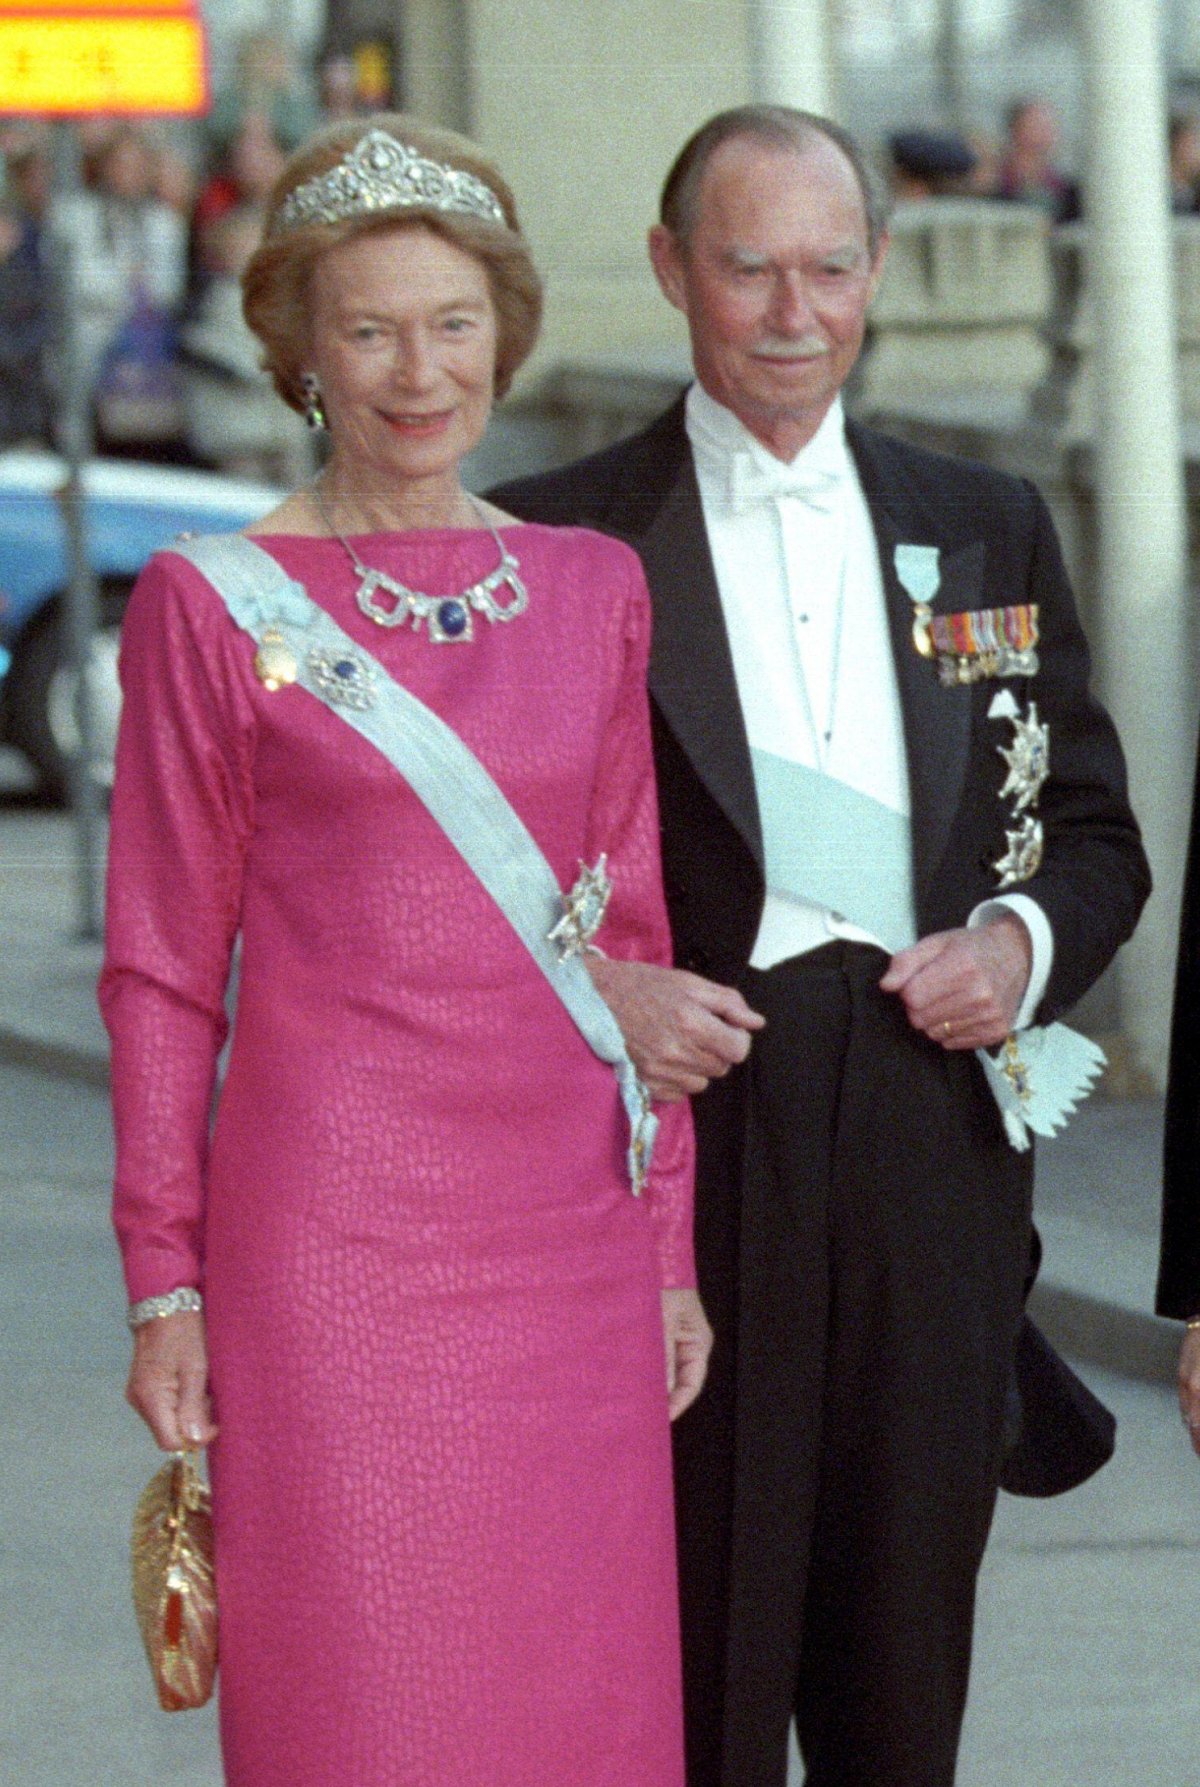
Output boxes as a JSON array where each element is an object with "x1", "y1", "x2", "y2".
[{"x1": 300, "y1": 371, "x2": 327, "y2": 432}]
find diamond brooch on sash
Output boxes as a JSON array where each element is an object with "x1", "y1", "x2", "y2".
[
  {"x1": 307, "y1": 645, "x2": 378, "y2": 710},
  {"x1": 548, "y1": 856, "x2": 612, "y2": 960}
]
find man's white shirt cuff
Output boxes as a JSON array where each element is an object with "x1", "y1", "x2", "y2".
[{"x1": 968, "y1": 893, "x2": 1053, "y2": 1031}]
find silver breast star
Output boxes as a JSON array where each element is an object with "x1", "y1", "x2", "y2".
[
  {"x1": 997, "y1": 702, "x2": 1050, "y2": 814},
  {"x1": 994, "y1": 815, "x2": 1045, "y2": 889}
]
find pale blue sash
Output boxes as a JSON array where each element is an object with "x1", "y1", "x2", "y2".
[
  {"x1": 750, "y1": 747, "x2": 917, "y2": 952},
  {"x1": 748, "y1": 744, "x2": 1104, "y2": 1150},
  {"x1": 173, "y1": 533, "x2": 656, "y2": 1194}
]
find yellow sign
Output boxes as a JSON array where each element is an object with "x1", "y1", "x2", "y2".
[{"x1": 0, "y1": 3, "x2": 208, "y2": 114}]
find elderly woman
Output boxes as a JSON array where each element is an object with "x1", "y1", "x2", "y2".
[{"x1": 102, "y1": 115, "x2": 708, "y2": 1787}]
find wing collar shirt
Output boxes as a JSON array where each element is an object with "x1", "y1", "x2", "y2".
[{"x1": 684, "y1": 381, "x2": 1051, "y2": 1024}]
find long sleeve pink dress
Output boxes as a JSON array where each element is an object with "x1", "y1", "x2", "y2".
[{"x1": 100, "y1": 524, "x2": 694, "y2": 1787}]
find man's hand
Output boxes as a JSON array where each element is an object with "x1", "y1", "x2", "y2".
[
  {"x1": 879, "y1": 913, "x2": 1033, "y2": 1051},
  {"x1": 585, "y1": 957, "x2": 765, "y2": 1100}
]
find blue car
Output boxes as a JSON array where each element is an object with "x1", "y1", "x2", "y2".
[{"x1": 0, "y1": 448, "x2": 280, "y2": 798}]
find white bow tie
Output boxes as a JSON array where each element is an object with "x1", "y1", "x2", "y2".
[{"x1": 726, "y1": 451, "x2": 845, "y2": 516}]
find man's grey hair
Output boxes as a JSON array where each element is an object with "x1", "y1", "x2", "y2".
[{"x1": 659, "y1": 105, "x2": 892, "y2": 258}]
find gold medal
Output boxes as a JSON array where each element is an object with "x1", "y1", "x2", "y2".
[
  {"x1": 911, "y1": 606, "x2": 934, "y2": 658},
  {"x1": 895, "y1": 544, "x2": 942, "y2": 660},
  {"x1": 254, "y1": 628, "x2": 298, "y2": 691}
]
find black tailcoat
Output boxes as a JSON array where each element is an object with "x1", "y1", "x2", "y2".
[
  {"x1": 492, "y1": 400, "x2": 1149, "y2": 1778},
  {"x1": 495, "y1": 400, "x2": 1145, "y2": 1015},
  {"x1": 494, "y1": 399, "x2": 1149, "y2": 1471}
]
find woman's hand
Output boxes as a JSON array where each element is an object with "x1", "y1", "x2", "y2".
[
  {"x1": 1179, "y1": 1327, "x2": 1200, "y2": 1457},
  {"x1": 662, "y1": 1288, "x2": 713, "y2": 1421},
  {"x1": 126, "y1": 1310, "x2": 219, "y2": 1451}
]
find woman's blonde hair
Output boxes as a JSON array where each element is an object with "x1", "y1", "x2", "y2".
[{"x1": 242, "y1": 114, "x2": 543, "y2": 407}]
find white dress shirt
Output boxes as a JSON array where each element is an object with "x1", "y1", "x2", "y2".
[{"x1": 684, "y1": 383, "x2": 1051, "y2": 1025}]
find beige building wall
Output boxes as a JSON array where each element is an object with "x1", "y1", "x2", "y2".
[{"x1": 405, "y1": 0, "x2": 754, "y2": 385}]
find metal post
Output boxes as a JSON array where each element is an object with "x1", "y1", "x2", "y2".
[
  {"x1": 47, "y1": 158, "x2": 103, "y2": 943},
  {"x1": 749, "y1": 0, "x2": 836, "y2": 117},
  {"x1": 1080, "y1": 0, "x2": 1190, "y2": 1087}
]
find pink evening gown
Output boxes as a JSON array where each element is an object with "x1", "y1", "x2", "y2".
[{"x1": 100, "y1": 524, "x2": 694, "y2": 1787}]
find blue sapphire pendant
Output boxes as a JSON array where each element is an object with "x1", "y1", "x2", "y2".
[{"x1": 430, "y1": 597, "x2": 472, "y2": 643}]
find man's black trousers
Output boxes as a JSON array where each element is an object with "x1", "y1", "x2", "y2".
[{"x1": 672, "y1": 942, "x2": 1032, "y2": 1787}]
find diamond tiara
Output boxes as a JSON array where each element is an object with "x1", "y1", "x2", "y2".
[{"x1": 274, "y1": 129, "x2": 509, "y2": 235}]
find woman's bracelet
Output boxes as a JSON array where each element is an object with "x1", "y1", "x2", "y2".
[
  {"x1": 1186, "y1": 1316, "x2": 1200, "y2": 1332},
  {"x1": 127, "y1": 1287, "x2": 204, "y2": 1330}
]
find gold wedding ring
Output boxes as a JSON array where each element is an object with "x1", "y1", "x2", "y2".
[{"x1": 941, "y1": 1020, "x2": 953, "y2": 1039}]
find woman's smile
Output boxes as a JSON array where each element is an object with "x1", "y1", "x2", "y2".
[{"x1": 378, "y1": 406, "x2": 456, "y2": 437}]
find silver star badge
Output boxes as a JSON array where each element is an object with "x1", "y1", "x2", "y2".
[
  {"x1": 997, "y1": 702, "x2": 1050, "y2": 813},
  {"x1": 994, "y1": 815, "x2": 1044, "y2": 889},
  {"x1": 548, "y1": 855, "x2": 613, "y2": 960}
]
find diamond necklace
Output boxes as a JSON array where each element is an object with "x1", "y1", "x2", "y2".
[{"x1": 312, "y1": 480, "x2": 529, "y2": 644}]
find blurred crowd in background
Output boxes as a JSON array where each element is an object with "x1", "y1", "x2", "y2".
[
  {"x1": 5, "y1": 32, "x2": 1200, "y2": 480},
  {"x1": 0, "y1": 30, "x2": 380, "y2": 478}
]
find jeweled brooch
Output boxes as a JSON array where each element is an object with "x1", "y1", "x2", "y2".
[
  {"x1": 254, "y1": 628, "x2": 299, "y2": 692},
  {"x1": 994, "y1": 814, "x2": 1044, "y2": 888},
  {"x1": 548, "y1": 855, "x2": 613, "y2": 960},
  {"x1": 306, "y1": 645, "x2": 378, "y2": 710},
  {"x1": 997, "y1": 702, "x2": 1050, "y2": 813}
]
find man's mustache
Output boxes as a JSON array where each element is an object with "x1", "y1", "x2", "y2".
[{"x1": 751, "y1": 336, "x2": 830, "y2": 360}]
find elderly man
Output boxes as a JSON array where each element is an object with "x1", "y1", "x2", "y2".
[{"x1": 493, "y1": 107, "x2": 1148, "y2": 1787}]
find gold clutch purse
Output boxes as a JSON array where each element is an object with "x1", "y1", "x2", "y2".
[{"x1": 131, "y1": 1449, "x2": 218, "y2": 1710}]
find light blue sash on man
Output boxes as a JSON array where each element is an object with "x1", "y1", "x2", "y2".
[
  {"x1": 173, "y1": 532, "x2": 656, "y2": 1195},
  {"x1": 748, "y1": 744, "x2": 1105, "y2": 1150},
  {"x1": 751, "y1": 747, "x2": 918, "y2": 953}
]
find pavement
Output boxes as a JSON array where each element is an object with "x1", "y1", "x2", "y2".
[
  {"x1": 3, "y1": 1054, "x2": 1194, "y2": 1787},
  {"x1": 3, "y1": 783, "x2": 1199, "y2": 1786},
  {"x1": 0, "y1": 786, "x2": 1182, "y2": 1388}
]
